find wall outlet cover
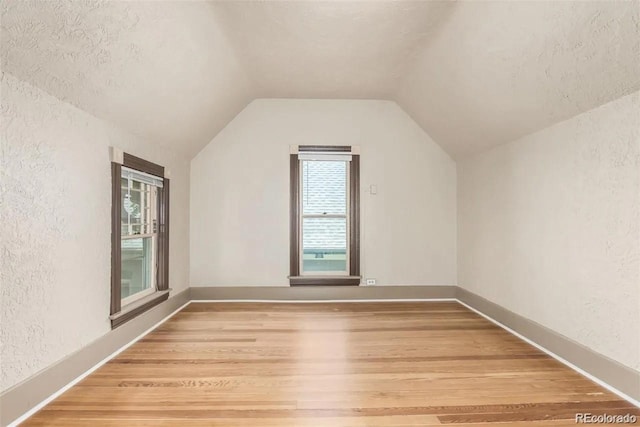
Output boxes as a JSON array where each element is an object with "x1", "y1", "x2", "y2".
[{"x1": 365, "y1": 278, "x2": 377, "y2": 285}]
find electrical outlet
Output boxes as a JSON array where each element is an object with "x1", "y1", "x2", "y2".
[{"x1": 365, "y1": 278, "x2": 376, "y2": 285}]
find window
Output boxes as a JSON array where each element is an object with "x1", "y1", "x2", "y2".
[
  {"x1": 120, "y1": 168, "x2": 160, "y2": 305},
  {"x1": 290, "y1": 146, "x2": 360, "y2": 286},
  {"x1": 301, "y1": 159, "x2": 348, "y2": 274},
  {"x1": 110, "y1": 151, "x2": 170, "y2": 328}
]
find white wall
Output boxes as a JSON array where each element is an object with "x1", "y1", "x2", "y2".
[
  {"x1": 0, "y1": 72, "x2": 190, "y2": 392},
  {"x1": 458, "y1": 91, "x2": 640, "y2": 371},
  {"x1": 191, "y1": 99, "x2": 457, "y2": 287}
]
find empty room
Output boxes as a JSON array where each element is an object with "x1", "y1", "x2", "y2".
[{"x1": 1, "y1": 0, "x2": 639, "y2": 425}]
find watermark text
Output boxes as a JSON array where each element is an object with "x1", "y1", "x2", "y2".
[{"x1": 575, "y1": 413, "x2": 637, "y2": 424}]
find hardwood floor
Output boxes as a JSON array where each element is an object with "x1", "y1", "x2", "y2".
[{"x1": 23, "y1": 302, "x2": 638, "y2": 426}]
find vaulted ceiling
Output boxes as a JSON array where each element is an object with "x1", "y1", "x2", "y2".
[{"x1": 2, "y1": 1, "x2": 639, "y2": 158}]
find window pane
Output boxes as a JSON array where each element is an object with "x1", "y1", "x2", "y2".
[
  {"x1": 121, "y1": 237, "x2": 154, "y2": 299},
  {"x1": 302, "y1": 217, "x2": 347, "y2": 272},
  {"x1": 121, "y1": 176, "x2": 155, "y2": 236},
  {"x1": 302, "y1": 160, "x2": 347, "y2": 215}
]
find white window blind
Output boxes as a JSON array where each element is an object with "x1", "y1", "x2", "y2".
[{"x1": 298, "y1": 152, "x2": 352, "y2": 162}]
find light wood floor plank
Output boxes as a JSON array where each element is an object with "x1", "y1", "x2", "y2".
[{"x1": 22, "y1": 302, "x2": 638, "y2": 426}]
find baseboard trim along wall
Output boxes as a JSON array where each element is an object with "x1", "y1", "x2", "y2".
[
  {"x1": 2, "y1": 285, "x2": 638, "y2": 426},
  {"x1": 0, "y1": 288, "x2": 191, "y2": 427},
  {"x1": 190, "y1": 285, "x2": 457, "y2": 300},
  {"x1": 456, "y1": 287, "x2": 640, "y2": 404}
]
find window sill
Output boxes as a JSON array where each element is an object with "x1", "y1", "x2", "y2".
[
  {"x1": 110, "y1": 289, "x2": 170, "y2": 329},
  {"x1": 289, "y1": 276, "x2": 361, "y2": 286}
]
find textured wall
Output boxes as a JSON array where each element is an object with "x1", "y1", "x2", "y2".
[
  {"x1": 190, "y1": 99, "x2": 457, "y2": 287},
  {"x1": 458, "y1": 91, "x2": 640, "y2": 370},
  {"x1": 0, "y1": 72, "x2": 190, "y2": 392}
]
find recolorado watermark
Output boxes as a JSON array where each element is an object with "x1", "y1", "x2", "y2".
[{"x1": 575, "y1": 413, "x2": 637, "y2": 424}]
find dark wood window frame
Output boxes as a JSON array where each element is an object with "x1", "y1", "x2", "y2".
[
  {"x1": 110, "y1": 152, "x2": 170, "y2": 328},
  {"x1": 289, "y1": 145, "x2": 360, "y2": 286}
]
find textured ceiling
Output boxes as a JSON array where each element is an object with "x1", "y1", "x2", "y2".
[
  {"x1": 396, "y1": 0, "x2": 640, "y2": 157},
  {"x1": 213, "y1": 1, "x2": 454, "y2": 99},
  {"x1": 2, "y1": 1, "x2": 639, "y2": 158},
  {"x1": 1, "y1": 0, "x2": 253, "y2": 156}
]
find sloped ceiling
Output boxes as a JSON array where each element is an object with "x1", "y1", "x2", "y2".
[
  {"x1": 2, "y1": 1, "x2": 639, "y2": 158},
  {"x1": 396, "y1": 0, "x2": 640, "y2": 157},
  {"x1": 212, "y1": 1, "x2": 454, "y2": 99},
  {"x1": 1, "y1": 0, "x2": 253, "y2": 157}
]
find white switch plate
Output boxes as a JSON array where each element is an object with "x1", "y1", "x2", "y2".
[
  {"x1": 365, "y1": 278, "x2": 376, "y2": 285},
  {"x1": 369, "y1": 185, "x2": 377, "y2": 195}
]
